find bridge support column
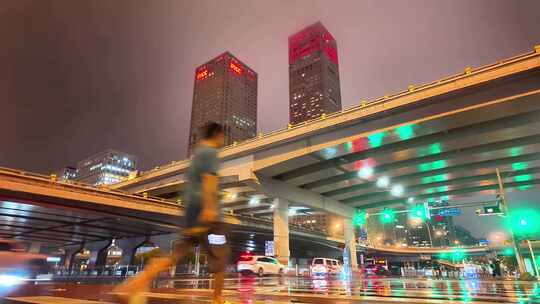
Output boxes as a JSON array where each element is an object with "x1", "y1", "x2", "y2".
[
  {"x1": 273, "y1": 198, "x2": 290, "y2": 266},
  {"x1": 95, "y1": 239, "x2": 113, "y2": 270},
  {"x1": 64, "y1": 243, "x2": 85, "y2": 271},
  {"x1": 118, "y1": 237, "x2": 148, "y2": 266},
  {"x1": 344, "y1": 219, "x2": 358, "y2": 271}
]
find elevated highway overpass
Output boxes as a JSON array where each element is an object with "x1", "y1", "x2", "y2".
[
  {"x1": 0, "y1": 167, "x2": 342, "y2": 252},
  {"x1": 0, "y1": 166, "x2": 524, "y2": 267},
  {"x1": 116, "y1": 46, "x2": 540, "y2": 215},
  {"x1": 112, "y1": 47, "x2": 540, "y2": 266}
]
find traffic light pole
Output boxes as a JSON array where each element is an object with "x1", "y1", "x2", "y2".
[
  {"x1": 526, "y1": 240, "x2": 539, "y2": 276},
  {"x1": 496, "y1": 168, "x2": 527, "y2": 275}
]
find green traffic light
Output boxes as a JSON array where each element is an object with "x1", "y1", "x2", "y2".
[
  {"x1": 438, "y1": 252, "x2": 448, "y2": 259},
  {"x1": 502, "y1": 248, "x2": 514, "y2": 256},
  {"x1": 451, "y1": 249, "x2": 465, "y2": 261},
  {"x1": 410, "y1": 204, "x2": 428, "y2": 221},
  {"x1": 380, "y1": 209, "x2": 395, "y2": 224},
  {"x1": 507, "y1": 209, "x2": 540, "y2": 236},
  {"x1": 353, "y1": 210, "x2": 367, "y2": 227}
]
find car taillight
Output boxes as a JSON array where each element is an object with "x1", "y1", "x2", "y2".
[{"x1": 239, "y1": 255, "x2": 254, "y2": 262}]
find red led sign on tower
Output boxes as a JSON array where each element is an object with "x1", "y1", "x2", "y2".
[
  {"x1": 288, "y1": 22, "x2": 339, "y2": 66},
  {"x1": 229, "y1": 62, "x2": 243, "y2": 75},
  {"x1": 196, "y1": 69, "x2": 209, "y2": 80}
]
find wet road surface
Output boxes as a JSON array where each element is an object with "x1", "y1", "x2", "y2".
[{"x1": 3, "y1": 276, "x2": 540, "y2": 303}]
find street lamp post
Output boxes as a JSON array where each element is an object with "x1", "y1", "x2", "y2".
[
  {"x1": 496, "y1": 168, "x2": 527, "y2": 275},
  {"x1": 425, "y1": 221, "x2": 433, "y2": 248}
]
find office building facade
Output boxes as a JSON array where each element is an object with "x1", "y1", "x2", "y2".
[
  {"x1": 57, "y1": 166, "x2": 78, "y2": 182},
  {"x1": 76, "y1": 149, "x2": 137, "y2": 186},
  {"x1": 189, "y1": 52, "x2": 258, "y2": 153},
  {"x1": 289, "y1": 22, "x2": 342, "y2": 124}
]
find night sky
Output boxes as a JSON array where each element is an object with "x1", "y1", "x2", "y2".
[{"x1": 1, "y1": 0, "x2": 539, "y2": 174}]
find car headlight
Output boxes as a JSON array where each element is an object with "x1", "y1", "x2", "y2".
[{"x1": 0, "y1": 274, "x2": 25, "y2": 287}]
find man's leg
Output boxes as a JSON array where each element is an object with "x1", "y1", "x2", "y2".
[
  {"x1": 114, "y1": 239, "x2": 192, "y2": 299},
  {"x1": 205, "y1": 224, "x2": 230, "y2": 304},
  {"x1": 213, "y1": 271, "x2": 225, "y2": 304}
]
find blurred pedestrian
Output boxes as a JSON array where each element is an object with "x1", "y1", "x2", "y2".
[{"x1": 114, "y1": 122, "x2": 230, "y2": 304}]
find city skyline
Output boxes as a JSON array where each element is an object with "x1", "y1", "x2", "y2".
[
  {"x1": 1, "y1": 1, "x2": 539, "y2": 174},
  {"x1": 2, "y1": 3, "x2": 540, "y2": 298},
  {"x1": 2, "y1": 1, "x2": 539, "y2": 240}
]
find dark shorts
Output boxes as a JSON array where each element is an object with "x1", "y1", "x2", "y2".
[{"x1": 175, "y1": 223, "x2": 230, "y2": 273}]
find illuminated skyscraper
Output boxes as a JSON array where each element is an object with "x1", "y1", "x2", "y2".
[
  {"x1": 76, "y1": 149, "x2": 137, "y2": 186},
  {"x1": 289, "y1": 22, "x2": 341, "y2": 124},
  {"x1": 56, "y1": 166, "x2": 78, "y2": 182},
  {"x1": 189, "y1": 52, "x2": 258, "y2": 153}
]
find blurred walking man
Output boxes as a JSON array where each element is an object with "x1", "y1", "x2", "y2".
[{"x1": 114, "y1": 122, "x2": 230, "y2": 304}]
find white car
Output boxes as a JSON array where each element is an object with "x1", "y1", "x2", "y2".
[
  {"x1": 237, "y1": 255, "x2": 285, "y2": 276},
  {"x1": 310, "y1": 258, "x2": 343, "y2": 276}
]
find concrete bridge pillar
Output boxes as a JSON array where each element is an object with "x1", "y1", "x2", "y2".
[
  {"x1": 344, "y1": 219, "x2": 358, "y2": 270},
  {"x1": 95, "y1": 239, "x2": 113, "y2": 269},
  {"x1": 64, "y1": 243, "x2": 85, "y2": 271},
  {"x1": 117, "y1": 237, "x2": 148, "y2": 266},
  {"x1": 273, "y1": 198, "x2": 290, "y2": 266}
]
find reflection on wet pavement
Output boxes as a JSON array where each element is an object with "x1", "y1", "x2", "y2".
[{"x1": 4, "y1": 276, "x2": 540, "y2": 303}]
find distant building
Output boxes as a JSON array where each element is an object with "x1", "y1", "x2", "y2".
[
  {"x1": 290, "y1": 213, "x2": 329, "y2": 233},
  {"x1": 288, "y1": 22, "x2": 342, "y2": 124},
  {"x1": 57, "y1": 166, "x2": 78, "y2": 182},
  {"x1": 429, "y1": 201, "x2": 458, "y2": 247},
  {"x1": 407, "y1": 223, "x2": 432, "y2": 247},
  {"x1": 75, "y1": 149, "x2": 137, "y2": 186},
  {"x1": 454, "y1": 226, "x2": 479, "y2": 246},
  {"x1": 189, "y1": 52, "x2": 258, "y2": 154}
]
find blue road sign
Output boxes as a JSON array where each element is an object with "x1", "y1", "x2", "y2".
[{"x1": 435, "y1": 207, "x2": 461, "y2": 217}]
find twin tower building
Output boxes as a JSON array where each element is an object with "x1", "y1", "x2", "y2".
[{"x1": 188, "y1": 22, "x2": 342, "y2": 153}]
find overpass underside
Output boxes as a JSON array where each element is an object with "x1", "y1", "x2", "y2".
[
  {"x1": 0, "y1": 169, "x2": 182, "y2": 248},
  {"x1": 264, "y1": 82, "x2": 540, "y2": 211}
]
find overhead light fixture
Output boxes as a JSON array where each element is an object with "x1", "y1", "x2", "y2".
[
  {"x1": 358, "y1": 166, "x2": 374, "y2": 179},
  {"x1": 249, "y1": 197, "x2": 260, "y2": 206},
  {"x1": 391, "y1": 184, "x2": 405, "y2": 197},
  {"x1": 376, "y1": 176, "x2": 390, "y2": 188}
]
